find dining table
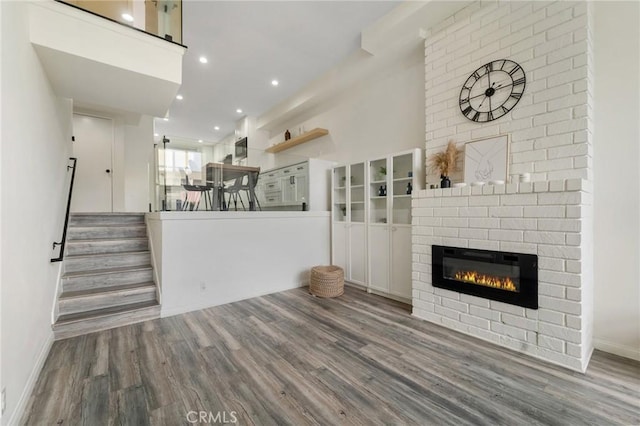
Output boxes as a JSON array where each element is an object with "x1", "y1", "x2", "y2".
[{"x1": 205, "y1": 162, "x2": 261, "y2": 211}]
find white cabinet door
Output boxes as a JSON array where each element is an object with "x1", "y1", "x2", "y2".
[
  {"x1": 368, "y1": 225, "x2": 390, "y2": 292},
  {"x1": 295, "y1": 173, "x2": 308, "y2": 204},
  {"x1": 349, "y1": 223, "x2": 367, "y2": 285},
  {"x1": 390, "y1": 225, "x2": 412, "y2": 299},
  {"x1": 332, "y1": 223, "x2": 348, "y2": 273}
]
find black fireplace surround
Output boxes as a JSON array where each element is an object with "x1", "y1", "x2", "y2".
[{"x1": 432, "y1": 245, "x2": 538, "y2": 309}]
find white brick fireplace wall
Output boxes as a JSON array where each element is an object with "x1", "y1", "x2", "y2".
[{"x1": 413, "y1": 1, "x2": 594, "y2": 372}]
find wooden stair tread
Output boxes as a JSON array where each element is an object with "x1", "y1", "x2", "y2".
[
  {"x1": 64, "y1": 250, "x2": 150, "y2": 260},
  {"x1": 55, "y1": 300, "x2": 159, "y2": 325},
  {"x1": 62, "y1": 265, "x2": 152, "y2": 278},
  {"x1": 71, "y1": 212, "x2": 145, "y2": 216},
  {"x1": 68, "y1": 224, "x2": 147, "y2": 230},
  {"x1": 60, "y1": 282, "x2": 156, "y2": 299},
  {"x1": 66, "y1": 237, "x2": 149, "y2": 243}
]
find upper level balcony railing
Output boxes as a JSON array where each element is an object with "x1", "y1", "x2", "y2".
[{"x1": 57, "y1": 0, "x2": 183, "y2": 45}]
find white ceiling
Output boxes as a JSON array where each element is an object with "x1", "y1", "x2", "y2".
[{"x1": 152, "y1": 1, "x2": 400, "y2": 144}]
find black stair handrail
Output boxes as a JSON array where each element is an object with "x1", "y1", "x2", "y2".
[{"x1": 51, "y1": 157, "x2": 77, "y2": 262}]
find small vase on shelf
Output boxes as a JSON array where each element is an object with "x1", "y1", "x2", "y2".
[
  {"x1": 285, "y1": 130, "x2": 291, "y2": 140},
  {"x1": 440, "y1": 175, "x2": 451, "y2": 189}
]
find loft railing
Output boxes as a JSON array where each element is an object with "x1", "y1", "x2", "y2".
[
  {"x1": 55, "y1": 0, "x2": 184, "y2": 46},
  {"x1": 51, "y1": 157, "x2": 77, "y2": 263}
]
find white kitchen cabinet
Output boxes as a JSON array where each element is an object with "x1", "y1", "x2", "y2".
[
  {"x1": 257, "y1": 159, "x2": 332, "y2": 210},
  {"x1": 332, "y1": 149, "x2": 422, "y2": 299}
]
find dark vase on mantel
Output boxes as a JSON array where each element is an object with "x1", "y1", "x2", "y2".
[
  {"x1": 440, "y1": 175, "x2": 451, "y2": 188},
  {"x1": 285, "y1": 130, "x2": 291, "y2": 140}
]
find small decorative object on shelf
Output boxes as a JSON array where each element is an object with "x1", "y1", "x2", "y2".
[
  {"x1": 378, "y1": 185, "x2": 384, "y2": 196},
  {"x1": 383, "y1": 184, "x2": 387, "y2": 196},
  {"x1": 428, "y1": 140, "x2": 461, "y2": 190},
  {"x1": 284, "y1": 129, "x2": 291, "y2": 140},
  {"x1": 379, "y1": 166, "x2": 387, "y2": 181},
  {"x1": 406, "y1": 182, "x2": 413, "y2": 194}
]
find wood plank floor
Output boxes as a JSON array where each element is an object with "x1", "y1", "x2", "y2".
[{"x1": 23, "y1": 287, "x2": 640, "y2": 425}]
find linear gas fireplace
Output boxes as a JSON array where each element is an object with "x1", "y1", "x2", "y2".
[{"x1": 432, "y1": 245, "x2": 538, "y2": 309}]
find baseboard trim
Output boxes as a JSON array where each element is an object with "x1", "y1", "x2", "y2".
[
  {"x1": 160, "y1": 282, "x2": 304, "y2": 318},
  {"x1": 594, "y1": 338, "x2": 640, "y2": 361},
  {"x1": 367, "y1": 288, "x2": 412, "y2": 305},
  {"x1": 8, "y1": 332, "x2": 54, "y2": 425}
]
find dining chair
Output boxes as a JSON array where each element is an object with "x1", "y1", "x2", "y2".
[{"x1": 224, "y1": 176, "x2": 245, "y2": 211}]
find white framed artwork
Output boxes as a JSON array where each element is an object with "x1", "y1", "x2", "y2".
[{"x1": 463, "y1": 134, "x2": 509, "y2": 183}]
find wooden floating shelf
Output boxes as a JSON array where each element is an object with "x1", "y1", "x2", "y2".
[{"x1": 266, "y1": 128, "x2": 329, "y2": 154}]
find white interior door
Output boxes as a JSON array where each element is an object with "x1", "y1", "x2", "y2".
[{"x1": 71, "y1": 114, "x2": 113, "y2": 212}]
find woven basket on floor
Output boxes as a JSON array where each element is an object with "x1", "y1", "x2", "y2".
[{"x1": 309, "y1": 265, "x2": 344, "y2": 298}]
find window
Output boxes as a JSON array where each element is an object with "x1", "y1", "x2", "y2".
[{"x1": 159, "y1": 148, "x2": 202, "y2": 173}]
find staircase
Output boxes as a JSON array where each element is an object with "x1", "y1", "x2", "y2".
[{"x1": 53, "y1": 213, "x2": 160, "y2": 340}]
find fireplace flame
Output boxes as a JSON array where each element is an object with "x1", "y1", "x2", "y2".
[{"x1": 454, "y1": 270, "x2": 517, "y2": 292}]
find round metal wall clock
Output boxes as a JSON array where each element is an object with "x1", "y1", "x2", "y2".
[{"x1": 459, "y1": 59, "x2": 526, "y2": 122}]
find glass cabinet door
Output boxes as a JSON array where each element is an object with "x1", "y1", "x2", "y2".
[
  {"x1": 332, "y1": 166, "x2": 347, "y2": 222},
  {"x1": 349, "y1": 163, "x2": 365, "y2": 223},
  {"x1": 368, "y1": 157, "x2": 388, "y2": 224},
  {"x1": 391, "y1": 153, "x2": 413, "y2": 225}
]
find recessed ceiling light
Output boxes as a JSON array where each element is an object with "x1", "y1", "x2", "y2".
[
  {"x1": 271, "y1": 79, "x2": 279, "y2": 86},
  {"x1": 163, "y1": 117, "x2": 169, "y2": 122},
  {"x1": 121, "y1": 13, "x2": 134, "y2": 22},
  {"x1": 199, "y1": 56, "x2": 208, "y2": 64},
  {"x1": 176, "y1": 94, "x2": 183, "y2": 100},
  {"x1": 236, "y1": 109, "x2": 243, "y2": 114},
  {"x1": 154, "y1": 133, "x2": 159, "y2": 137},
  {"x1": 198, "y1": 139, "x2": 203, "y2": 143},
  {"x1": 214, "y1": 126, "x2": 220, "y2": 131}
]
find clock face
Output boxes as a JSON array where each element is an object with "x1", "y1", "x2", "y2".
[{"x1": 459, "y1": 59, "x2": 526, "y2": 122}]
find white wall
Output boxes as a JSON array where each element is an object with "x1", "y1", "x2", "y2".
[
  {"x1": 258, "y1": 45, "x2": 426, "y2": 167},
  {"x1": 147, "y1": 212, "x2": 330, "y2": 317},
  {"x1": 0, "y1": 2, "x2": 73, "y2": 424},
  {"x1": 593, "y1": 1, "x2": 640, "y2": 361},
  {"x1": 424, "y1": 1, "x2": 592, "y2": 185}
]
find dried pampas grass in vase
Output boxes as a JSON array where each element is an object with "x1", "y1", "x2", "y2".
[{"x1": 428, "y1": 140, "x2": 461, "y2": 188}]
